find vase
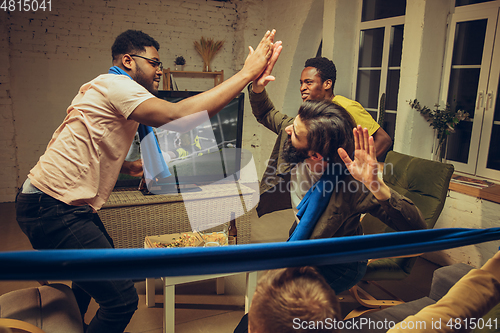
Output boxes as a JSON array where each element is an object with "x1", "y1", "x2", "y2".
[
  {"x1": 433, "y1": 133, "x2": 448, "y2": 163},
  {"x1": 203, "y1": 60, "x2": 212, "y2": 72}
]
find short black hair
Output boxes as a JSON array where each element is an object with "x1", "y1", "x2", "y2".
[
  {"x1": 298, "y1": 99, "x2": 355, "y2": 165},
  {"x1": 304, "y1": 57, "x2": 337, "y2": 91},
  {"x1": 111, "y1": 30, "x2": 160, "y2": 61}
]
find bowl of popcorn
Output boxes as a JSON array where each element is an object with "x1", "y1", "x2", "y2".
[
  {"x1": 200, "y1": 232, "x2": 228, "y2": 247},
  {"x1": 146, "y1": 231, "x2": 228, "y2": 248}
]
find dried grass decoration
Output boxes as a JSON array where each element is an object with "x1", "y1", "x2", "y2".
[{"x1": 194, "y1": 37, "x2": 224, "y2": 72}]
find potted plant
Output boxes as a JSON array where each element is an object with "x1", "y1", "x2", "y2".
[
  {"x1": 408, "y1": 99, "x2": 469, "y2": 162},
  {"x1": 174, "y1": 56, "x2": 186, "y2": 71},
  {"x1": 194, "y1": 37, "x2": 224, "y2": 72}
]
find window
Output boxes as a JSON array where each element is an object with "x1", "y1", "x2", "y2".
[
  {"x1": 441, "y1": 1, "x2": 500, "y2": 180},
  {"x1": 355, "y1": 1, "x2": 406, "y2": 142},
  {"x1": 362, "y1": 0, "x2": 406, "y2": 22},
  {"x1": 455, "y1": 0, "x2": 495, "y2": 7}
]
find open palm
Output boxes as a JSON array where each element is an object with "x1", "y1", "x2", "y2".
[
  {"x1": 252, "y1": 41, "x2": 283, "y2": 93},
  {"x1": 338, "y1": 126, "x2": 379, "y2": 188}
]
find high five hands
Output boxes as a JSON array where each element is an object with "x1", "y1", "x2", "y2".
[
  {"x1": 251, "y1": 39, "x2": 283, "y2": 94},
  {"x1": 244, "y1": 30, "x2": 281, "y2": 82},
  {"x1": 338, "y1": 125, "x2": 391, "y2": 201}
]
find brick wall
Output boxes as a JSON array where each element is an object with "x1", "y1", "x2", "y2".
[
  {"x1": 1, "y1": 0, "x2": 268, "y2": 202},
  {"x1": 0, "y1": 13, "x2": 18, "y2": 202},
  {"x1": 7, "y1": 0, "x2": 242, "y2": 74}
]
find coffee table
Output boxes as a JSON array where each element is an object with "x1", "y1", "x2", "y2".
[{"x1": 144, "y1": 237, "x2": 257, "y2": 333}]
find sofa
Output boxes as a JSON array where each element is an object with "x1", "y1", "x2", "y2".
[{"x1": 342, "y1": 263, "x2": 500, "y2": 333}]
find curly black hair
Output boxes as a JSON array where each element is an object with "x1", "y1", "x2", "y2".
[
  {"x1": 304, "y1": 57, "x2": 337, "y2": 91},
  {"x1": 111, "y1": 30, "x2": 160, "y2": 61}
]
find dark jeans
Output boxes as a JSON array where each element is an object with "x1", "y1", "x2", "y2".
[
  {"x1": 16, "y1": 191, "x2": 139, "y2": 333},
  {"x1": 289, "y1": 220, "x2": 368, "y2": 294}
]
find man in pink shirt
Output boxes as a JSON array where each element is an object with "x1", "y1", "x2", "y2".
[{"x1": 15, "y1": 29, "x2": 278, "y2": 333}]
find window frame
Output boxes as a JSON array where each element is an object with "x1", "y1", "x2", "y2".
[
  {"x1": 440, "y1": 1, "x2": 500, "y2": 180},
  {"x1": 353, "y1": 16, "x2": 405, "y2": 126}
]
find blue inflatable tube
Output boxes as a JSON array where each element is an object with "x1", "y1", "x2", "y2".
[{"x1": 0, "y1": 228, "x2": 499, "y2": 281}]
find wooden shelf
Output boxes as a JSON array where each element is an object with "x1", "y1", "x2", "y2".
[
  {"x1": 449, "y1": 174, "x2": 500, "y2": 204},
  {"x1": 162, "y1": 68, "x2": 224, "y2": 90}
]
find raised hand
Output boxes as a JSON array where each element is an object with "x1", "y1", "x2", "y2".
[
  {"x1": 243, "y1": 30, "x2": 276, "y2": 80},
  {"x1": 252, "y1": 40, "x2": 283, "y2": 93},
  {"x1": 337, "y1": 125, "x2": 391, "y2": 201}
]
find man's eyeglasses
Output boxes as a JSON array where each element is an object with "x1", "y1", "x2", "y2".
[{"x1": 129, "y1": 54, "x2": 163, "y2": 72}]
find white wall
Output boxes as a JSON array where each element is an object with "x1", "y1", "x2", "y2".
[
  {"x1": 394, "y1": 0, "x2": 452, "y2": 159},
  {"x1": 280, "y1": 0, "x2": 324, "y2": 117},
  {"x1": 424, "y1": 191, "x2": 500, "y2": 267},
  {"x1": 322, "y1": 0, "x2": 362, "y2": 99},
  {"x1": 240, "y1": 0, "x2": 323, "y2": 179}
]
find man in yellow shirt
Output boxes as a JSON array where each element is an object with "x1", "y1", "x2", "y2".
[
  {"x1": 249, "y1": 55, "x2": 393, "y2": 218},
  {"x1": 299, "y1": 57, "x2": 391, "y2": 157},
  {"x1": 250, "y1": 56, "x2": 392, "y2": 159}
]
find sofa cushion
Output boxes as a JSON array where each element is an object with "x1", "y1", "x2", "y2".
[
  {"x1": 341, "y1": 297, "x2": 436, "y2": 333},
  {"x1": 429, "y1": 263, "x2": 474, "y2": 301}
]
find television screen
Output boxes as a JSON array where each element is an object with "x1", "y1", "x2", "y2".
[{"x1": 116, "y1": 91, "x2": 245, "y2": 193}]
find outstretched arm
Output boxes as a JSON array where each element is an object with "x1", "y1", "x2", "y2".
[
  {"x1": 338, "y1": 125, "x2": 391, "y2": 201},
  {"x1": 130, "y1": 30, "x2": 277, "y2": 127},
  {"x1": 372, "y1": 127, "x2": 392, "y2": 158}
]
